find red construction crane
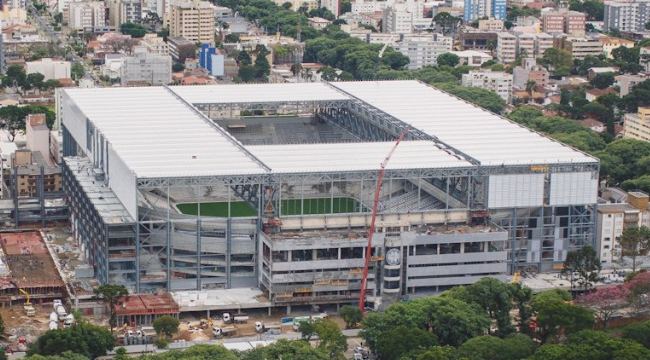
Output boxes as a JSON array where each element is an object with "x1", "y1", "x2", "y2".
[{"x1": 359, "y1": 127, "x2": 410, "y2": 311}]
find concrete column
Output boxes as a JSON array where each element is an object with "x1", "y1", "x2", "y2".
[{"x1": 286, "y1": 305, "x2": 291, "y2": 315}]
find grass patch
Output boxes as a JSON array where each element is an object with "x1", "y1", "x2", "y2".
[{"x1": 176, "y1": 197, "x2": 363, "y2": 217}]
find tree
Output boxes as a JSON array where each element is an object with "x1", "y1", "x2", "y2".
[
  {"x1": 576, "y1": 285, "x2": 629, "y2": 328},
  {"x1": 237, "y1": 64, "x2": 257, "y2": 83},
  {"x1": 28, "y1": 322, "x2": 114, "y2": 359},
  {"x1": 376, "y1": 326, "x2": 438, "y2": 360},
  {"x1": 253, "y1": 52, "x2": 271, "y2": 81},
  {"x1": 622, "y1": 320, "x2": 650, "y2": 348},
  {"x1": 437, "y1": 53, "x2": 459, "y2": 68},
  {"x1": 25, "y1": 72, "x2": 45, "y2": 90},
  {"x1": 152, "y1": 315, "x2": 179, "y2": 339},
  {"x1": 561, "y1": 245, "x2": 601, "y2": 289},
  {"x1": 237, "y1": 49, "x2": 252, "y2": 65},
  {"x1": 171, "y1": 63, "x2": 185, "y2": 72},
  {"x1": 541, "y1": 48, "x2": 572, "y2": 77},
  {"x1": 298, "y1": 321, "x2": 316, "y2": 340},
  {"x1": 433, "y1": 12, "x2": 461, "y2": 36},
  {"x1": 529, "y1": 289, "x2": 594, "y2": 343},
  {"x1": 435, "y1": 83, "x2": 506, "y2": 114},
  {"x1": 339, "y1": 306, "x2": 363, "y2": 329},
  {"x1": 4, "y1": 65, "x2": 27, "y2": 89},
  {"x1": 93, "y1": 284, "x2": 128, "y2": 333},
  {"x1": 313, "y1": 319, "x2": 347, "y2": 358},
  {"x1": 528, "y1": 330, "x2": 650, "y2": 360},
  {"x1": 525, "y1": 80, "x2": 536, "y2": 97},
  {"x1": 0, "y1": 313, "x2": 4, "y2": 335},
  {"x1": 456, "y1": 334, "x2": 534, "y2": 360},
  {"x1": 71, "y1": 62, "x2": 84, "y2": 80},
  {"x1": 590, "y1": 72, "x2": 616, "y2": 89},
  {"x1": 261, "y1": 339, "x2": 329, "y2": 360},
  {"x1": 120, "y1": 22, "x2": 147, "y2": 38},
  {"x1": 0, "y1": 105, "x2": 55, "y2": 141},
  {"x1": 617, "y1": 226, "x2": 650, "y2": 272}
]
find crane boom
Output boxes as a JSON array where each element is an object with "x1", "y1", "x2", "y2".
[
  {"x1": 9, "y1": 281, "x2": 30, "y2": 305},
  {"x1": 359, "y1": 127, "x2": 409, "y2": 311}
]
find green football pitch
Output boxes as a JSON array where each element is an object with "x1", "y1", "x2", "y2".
[{"x1": 176, "y1": 197, "x2": 363, "y2": 217}]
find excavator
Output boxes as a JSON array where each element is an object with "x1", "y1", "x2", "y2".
[{"x1": 9, "y1": 281, "x2": 35, "y2": 317}]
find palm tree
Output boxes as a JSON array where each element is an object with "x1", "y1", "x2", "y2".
[{"x1": 525, "y1": 80, "x2": 536, "y2": 98}]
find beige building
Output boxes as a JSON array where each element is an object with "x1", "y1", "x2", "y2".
[
  {"x1": 270, "y1": 0, "x2": 317, "y2": 12},
  {"x1": 597, "y1": 190, "x2": 650, "y2": 264},
  {"x1": 7, "y1": 150, "x2": 61, "y2": 197},
  {"x1": 108, "y1": 0, "x2": 142, "y2": 27},
  {"x1": 68, "y1": 1, "x2": 105, "y2": 30},
  {"x1": 541, "y1": 9, "x2": 586, "y2": 36},
  {"x1": 141, "y1": 33, "x2": 169, "y2": 56},
  {"x1": 165, "y1": 0, "x2": 215, "y2": 46},
  {"x1": 624, "y1": 107, "x2": 650, "y2": 142},
  {"x1": 598, "y1": 36, "x2": 635, "y2": 59},
  {"x1": 478, "y1": 17, "x2": 504, "y2": 31},
  {"x1": 496, "y1": 32, "x2": 516, "y2": 63},
  {"x1": 554, "y1": 36, "x2": 603, "y2": 60}
]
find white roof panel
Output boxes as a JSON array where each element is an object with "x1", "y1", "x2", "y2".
[
  {"x1": 62, "y1": 87, "x2": 267, "y2": 178},
  {"x1": 331, "y1": 81, "x2": 598, "y2": 166},
  {"x1": 247, "y1": 141, "x2": 472, "y2": 173},
  {"x1": 169, "y1": 83, "x2": 351, "y2": 104}
]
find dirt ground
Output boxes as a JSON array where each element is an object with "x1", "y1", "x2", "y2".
[{"x1": 0, "y1": 303, "x2": 50, "y2": 341}]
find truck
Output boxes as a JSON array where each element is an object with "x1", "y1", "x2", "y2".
[
  {"x1": 212, "y1": 326, "x2": 237, "y2": 338},
  {"x1": 222, "y1": 312, "x2": 248, "y2": 324},
  {"x1": 255, "y1": 321, "x2": 281, "y2": 333},
  {"x1": 63, "y1": 314, "x2": 75, "y2": 328},
  {"x1": 292, "y1": 313, "x2": 328, "y2": 331},
  {"x1": 23, "y1": 305, "x2": 36, "y2": 317},
  {"x1": 55, "y1": 304, "x2": 67, "y2": 321}
]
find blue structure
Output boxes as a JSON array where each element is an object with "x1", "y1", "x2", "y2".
[
  {"x1": 463, "y1": 0, "x2": 506, "y2": 21},
  {"x1": 199, "y1": 44, "x2": 225, "y2": 77}
]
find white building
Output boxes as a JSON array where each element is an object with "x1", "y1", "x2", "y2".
[
  {"x1": 68, "y1": 1, "x2": 105, "y2": 30},
  {"x1": 450, "y1": 50, "x2": 493, "y2": 66},
  {"x1": 141, "y1": 33, "x2": 169, "y2": 56},
  {"x1": 597, "y1": 190, "x2": 650, "y2": 264},
  {"x1": 121, "y1": 46, "x2": 172, "y2": 86},
  {"x1": 535, "y1": 33, "x2": 553, "y2": 57},
  {"x1": 382, "y1": 4, "x2": 413, "y2": 34},
  {"x1": 394, "y1": 34, "x2": 453, "y2": 70},
  {"x1": 26, "y1": 58, "x2": 71, "y2": 80},
  {"x1": 516, "y1": 33, "x2": 535, "y2": 58},
  {"x1": 604, "y1": 0, "x2": 650, "y2": 33},
  {"x1": 322, "y1": 0, "x2": 340, "y2": 17},
  {"x1": 496, "y1": 32, "x2": 516, "y2": 63},
  {"x1": 461, "y1": 69, "x2": 513, "y2": 102}
]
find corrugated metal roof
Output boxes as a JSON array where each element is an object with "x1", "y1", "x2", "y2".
[
  {"x1": 247, "y1": 141, "x2": 472, "y2": 173},
  {"x1": 169, "y1": 83, "x2": 350, "y2": 104},
  {"x1": 62, "y1": 87, "x2": 268, "y2": 178},
  {"x1": 330, "y1": 81, "x2": 598, "y2": 166}
]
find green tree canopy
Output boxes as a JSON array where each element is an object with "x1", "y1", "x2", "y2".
[
  {"x1": 376, "y1": 326, "x2": 438, "y2": 360},
  {"x1": 93, "y1": 284, "x2": 128, "y2": 332},
  {"x1": 437, "y1": 53, "x2": 459, "y2": 67},
  {"x1": 541, "y1": 48, "x2": 572, "y2": 77},
  {"x1": 590, "y1": 72, "x2": 616, "y2": 89},
  {"x1": 617, "y1": 226, "x2": 650, "y2": 272},
  {"x1": 28, "y1": 322, "x2": 114, "y2": 359},
  {"x1": 120, "y1": 22, "x2": 147, "y2": 38},
  {"x1": 339, "y1": 305, "x2": 363, "y2": 329},
  {"x1": 153, "y1": 315, "x2": 180, "y2": 338}
]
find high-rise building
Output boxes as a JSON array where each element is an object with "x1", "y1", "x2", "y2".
[
  {"x1": 68, "y1": 1, "x2": 106, "y2": 30},
  {"x1": 321, "y1": 0, "x2": 340, "y2": 17},
  {"x1": 164, "y1": 0, "x2": 215, "y2": 46},
  {"x1": 461, "y1": 69, "x2": 513, "y2": 102},
  {"x1": 393, "y1": 34, "x2": 454, "y2": 69},
  {"x1": 464, "y1": 0, "x2": 506, "y2": 21},
  {"x1": 120, "y1": 46, "x2": 172, "y2": 86},
  {"x1": 108, "y1": 0, "x2": 142, "y2": 26},
  {"x1": 604, "y1": 0, "x2": 650, "y2": 32},
  {"x1": 624, "y1": 107, "x2": 650, "y2": 142},
  {"x1": 496, "y1": 32, "x2": 516, "y2": 63},
  {"x1": 541, "y1": 9, "x2": 586, "y2": 36}
]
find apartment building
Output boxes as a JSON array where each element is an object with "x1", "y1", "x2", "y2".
[
  {"x1": 394, "y1": 34, "x2": 454, "y2": 69},
  {"x1": 464, "y1": 0, "x2": 506, "y2": 21},
  {"x1": 5, "y1": 150, "x2": 61, "y2": 198},
  {"x1": 513, "y1": 57, "x2": 549, "y2": 89},
  {"x1": 26, "y1": 58, "x2": 71, "y2": 80},
  {"x1": 461, "y1": 69, "x2": 513, "y2": 101},
  {"x1": 120, "y1": 46, "x2": 172, "y2": 86},
  {"x1": 624, "y1": 107, "x2": 650, "y2": 142},
  {"x1": 165, "y1": 0, "x2": 215, "y2": 46},
  {"x1": 167, "y1": 36, "x2": 196, "y2": 62},
  {"x1": 141, "y1": 33, "x2": 169, "y2": 56},
  {"x1": 517, "y1": 33, "x2": 535, "y2": 58},
  {"x1": 270, "y1": 0, "x2": 318, "y2": 12},
  {"x1": 554, "y1": 36, "x2": 603, "y2": 59},
  {"x1": 108, "y1": 0, "x2": 141, "y2": 27},
  {"x1": 541, "y1": 9, "x2": 586, "y2": 36},
  {"x1": 322, "y1": 0, "x2": 340, "y2": 17},
  {"x1": 599, "y1": 36, "x2": 635, "y2": 59},
  {"x1": 536, "y1": 32, "x2": 553, "y2": 57},
  {"x1": 478, "y1": 17, "x2": 504, "y2": 31},
  {"x1": 459, "y1": 29, "x2": 498, "y2": 51},
  {"x1": 496, "y1": 32, "x2": 516, "y2": 63},
  {"x1": 67, "y1": 1, "x2": 105, "y2": 30},
  {"x1": 597, "y1": 190, "x2": 650, "y2": 264},
  {"x1": 641, "y1": 46, "x2": 650, "y2": 72},
  {"x1": 382, "y1": 4, "x2": 414, "y2": 34},
  {"x1": 604, "y1": 0, "x2": 650, "y2": 32}
]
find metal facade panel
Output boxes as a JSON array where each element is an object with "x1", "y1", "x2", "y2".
[
  {"x1": 108, "y1": 147, "x2": 137, "y2": 219},
  {"x1": 549, "y1": 172, "x2": 598, "y2": 206},
  {"x1": 488, "y1": 174, "x2": 544, "y2": 208},
  {"x1": 61, "y1": 92, "x2": 87, "y2": 154}
]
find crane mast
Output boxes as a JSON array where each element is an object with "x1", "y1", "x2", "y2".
[{"x1": 359, "y1": 127, "x2": 409, "y2": 311}]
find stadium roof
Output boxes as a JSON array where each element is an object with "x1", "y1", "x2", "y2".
[
  {"x1": 169, "y1": 83, "x2": 350, "y2": 104},
  {"x1": 330, "y1": 81, "x2": 598, "y2": 166},
  {"x1": 62, "y1": 87, "x2": 267, "y2": 178},
  {"x1": 247, "y1": 141, "x2": 472, "y2": 173}
]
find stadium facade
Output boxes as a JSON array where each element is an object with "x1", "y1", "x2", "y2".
[{"x1": 58, "y1": 80, "x2": 598, "y2": 309}]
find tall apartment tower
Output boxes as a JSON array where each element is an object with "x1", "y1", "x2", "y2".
[
  {"x1": 108, "y1": 0, "x2": 142, "y2": 26},
  {"x1": 604, "y1": 0, "x2": 650, "y2": 32},
  {"x1": 541, "y1": 9, "x2": 586, "y2": 36},
  {"x1": 164, "y1": 0, "x2": 215, "y2": 46},
  {"x1": 464, "y1": 0, "x2": 506, "y2": 21}
]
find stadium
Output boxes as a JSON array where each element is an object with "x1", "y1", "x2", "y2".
[{"x1": 59, "y1": 80, "x2": 598, "y2": 310}]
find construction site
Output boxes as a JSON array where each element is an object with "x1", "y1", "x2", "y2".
[{"x1": 55, "y1": 80, "x2": 599, "y2": 315}]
